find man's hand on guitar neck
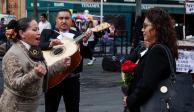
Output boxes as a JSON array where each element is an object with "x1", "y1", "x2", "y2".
[{"x1": 83, "y1": 30, "x2": 92, "y2": 43}]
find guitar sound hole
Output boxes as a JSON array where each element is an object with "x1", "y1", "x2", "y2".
[{"x1": 53, "y1": 48, "x2": 63, "y2": 55}]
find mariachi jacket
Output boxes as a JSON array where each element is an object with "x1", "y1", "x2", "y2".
[{"x1": 0, "y1": 41, "x2": 66, "y2": 112}]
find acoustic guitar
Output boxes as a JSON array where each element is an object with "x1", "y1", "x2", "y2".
[{"x1": 43, "y1": 22, "x2": 110, "y2": 89}]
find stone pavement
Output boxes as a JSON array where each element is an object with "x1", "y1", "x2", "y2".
[{"x1": 37, "y1": 57, "x2": 124, "y2": 112}]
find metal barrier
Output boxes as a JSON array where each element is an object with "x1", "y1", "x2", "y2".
[{"x1": 94, "y1": 30, "x2": 131, "y2": 57}]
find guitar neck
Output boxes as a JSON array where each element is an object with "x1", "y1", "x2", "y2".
[
  {"x1": 74, "y1": 22, "x2": 110, "y2": 42},
  {"x1": 74, "y1": 30, "x2": 92, "y2": 43},
  {"x1": 54, "y1": 22, "x2": 110, "y2": 43},
  {"x1": 74, "y1": 34, "x2": 85, "y2": 43}
]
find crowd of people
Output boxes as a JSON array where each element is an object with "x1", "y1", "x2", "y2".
[{"x1": 0, "y1": 7, "x2": 191, "y2": 112}]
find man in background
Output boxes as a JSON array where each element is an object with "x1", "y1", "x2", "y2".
[{"x1": 38, "y1": 13, "x2": 51, "y2": 33}]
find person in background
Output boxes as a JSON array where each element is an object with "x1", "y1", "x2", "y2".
[
  {"x1": 0, "y1": 18, "x2": 71, "y2": 112},
  {"x1": 123, "y1": 7, "x2": 178, "y2": 112},
  {"x1": 85, "y1": 21, "x2": 96, "y2": 65},
  {"x1": 130, "y1": 16, "x2": 144, "y2": 54},
  {"x1": 39, "y1": 9, "x2": 91, "y2": 112},
  {"x1": 102, "y1": 23, "x2": 117, "y2": 55},
  {"x1": 0, "y1": 18, "x2": 5, "y2": 25},
  {"x1": 0, "y1": 22, "x2": 6, "y2": 44},
  {"x1": 172, "y1": 18, "x2": 184, "y2": 40},
  {"x1": 71, "y1": 19, "x2": 80, "y2": 32},
  {"x1": 0, "y1": 22, "x2": 7, "y2": 56},
  {"x1": 38, "y1": 13, "x2": 51, "y2": 33}
]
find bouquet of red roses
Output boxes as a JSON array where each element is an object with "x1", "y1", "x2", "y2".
[
  {"x1": 120, "y1": 60, "x2": 137, "y2": 112},
  {"x1": 120, "y1": 60, "x2": 137, "y2": 86}
]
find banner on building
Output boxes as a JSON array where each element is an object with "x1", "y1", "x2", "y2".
[
  {"x1": 186, "y1": 2, "x2": 194, "y2": 14},
  {"x1": 176, "y1": 49, "x2": 194, "y2": 73}
]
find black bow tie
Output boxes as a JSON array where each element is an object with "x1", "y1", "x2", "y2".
[{"x1": 28, "y1": 47, "x2": 45, "y2": 62}]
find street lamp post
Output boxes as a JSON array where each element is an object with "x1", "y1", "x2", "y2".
[
  {"x1": 135, "y1": 0, "x2": 142, "y2": 22},
  {"x1": 33, "y1": 0, "x2": 38, "y2": 21},
  {"x1": 6, "y1": 0, "x2": 9, "y2": 14},
  {"x1": 184, "y1": 0, "x2": 189, "y2": 39},
  {"x1": 100, "y1": 0, "x2": 106, "y2": 23},
  {"x1": 47, "y1": 3, "x2": 50, "y2": 21},
  {"x1": 100, "y1": 0, "x2": 103, "y2": 23}
]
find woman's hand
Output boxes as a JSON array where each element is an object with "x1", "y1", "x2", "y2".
[
  {"x1": 63, "y1": 57, "x2": 71, "y2": 67},
  {"x1": 49, "y1": 39, "x2": 63, "y2": 47},
  {"x1": 34, "y1": 64, "x2": 47, "y2": 77}
]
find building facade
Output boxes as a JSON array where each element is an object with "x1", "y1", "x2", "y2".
[
  {"x1": 26, "y1": 0, "x2": 188, "y2": 43},
  {"x1": 0, "y1": 0, "x2": 26, "y2": 19}
]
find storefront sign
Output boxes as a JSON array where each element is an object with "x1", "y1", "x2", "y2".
[
  {"x1": 81, "y1": 3, "x2": 100, "y2": 8},
  {"x1": 30, "y1": 3, "x2": 40, "y2": 7},
  {"x1": 54, "y1": 3, "x2": 64, "y2": 7},
  {"x1": 124, "y1": 0, "x2": 135, "y2": 2},
  {"x1": 141, "y1": 4, "x2": 154, "y2": 10}
]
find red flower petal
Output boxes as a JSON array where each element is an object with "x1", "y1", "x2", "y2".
[{"x1": 121, "y1": 60, "x2": 137, "y2": 72}]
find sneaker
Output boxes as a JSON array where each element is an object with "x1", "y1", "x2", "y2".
[
  {"x1": 92, "y1": 57, "x2": 96, "y2": 61},
  {"x1": 87, "y1": 59, "x2": 94, "y2": 65}
]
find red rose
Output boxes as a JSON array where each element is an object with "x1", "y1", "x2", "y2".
[{"x1": 121, "y1": 60, "x2": 137, "y2": 73}]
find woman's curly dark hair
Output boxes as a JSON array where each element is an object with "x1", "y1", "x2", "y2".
[
  {"x1": 6, "y1": 17, "x2": 34, "y2": 42},
  {"x1": 145, "y1": 7, "x2": 178, "y2": 59}
]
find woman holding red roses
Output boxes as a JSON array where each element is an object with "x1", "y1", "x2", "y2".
[
  {"x1": 121, "y1": 41, "x2": 148, "y2": 112},
  {"x1": 123, "y1": 7, "x2": 178, "y2": 112}
]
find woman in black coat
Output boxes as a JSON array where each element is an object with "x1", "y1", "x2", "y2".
[{"x1": 123, "y1": 7, "x2": 178, "y2": 112}]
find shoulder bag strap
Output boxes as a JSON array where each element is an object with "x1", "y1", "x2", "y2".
[{"x1": 153, "y1": 44, "x2": 176, "y2": 81}]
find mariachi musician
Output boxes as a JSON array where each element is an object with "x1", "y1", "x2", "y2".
[{"x1": 39, "y1": 9, "x2": 91, "y2": 112}]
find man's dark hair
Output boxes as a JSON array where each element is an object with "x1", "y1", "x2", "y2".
[
  {"x1": 41, "y1": 13, "x2": 47, "y2": 19},
  {"x1": 56, "y1": 9, "x2": 72, "y2": 17}
]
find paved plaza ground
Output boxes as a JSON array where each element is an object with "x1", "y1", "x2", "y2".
[{"x1": 37, "y1": 57, "x2": 124, "y2": 112}]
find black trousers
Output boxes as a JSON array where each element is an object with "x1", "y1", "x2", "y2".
[
  {"x1": 83, "y1": 39, "x2": 98, "y2": 60},
  {"x1": 45, "y1": 76, "x2": 80, "y2": 112}
]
